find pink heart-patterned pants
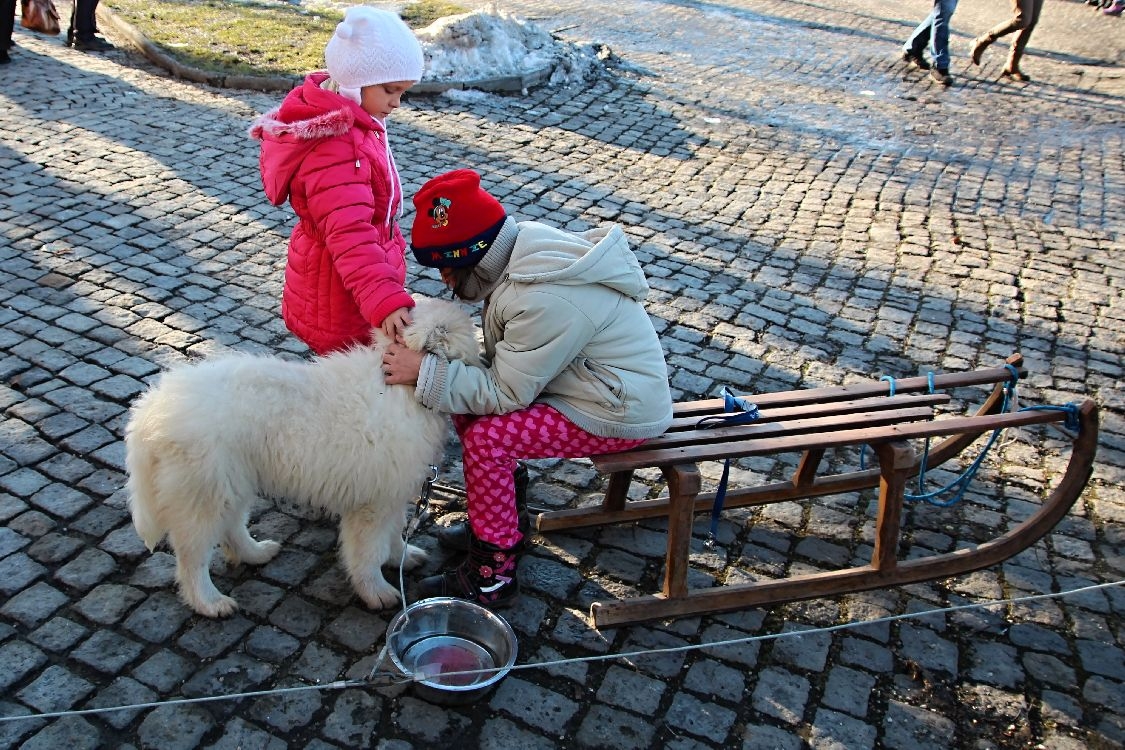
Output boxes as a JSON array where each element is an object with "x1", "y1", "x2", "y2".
[{"x1": 453, "y1": 403, "x2": 645, "y2": 549}]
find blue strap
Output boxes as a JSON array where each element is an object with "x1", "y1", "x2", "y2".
[
  {"x1": 914, "y1": 372, "x2": 936, "y2": 492},
  {"x1": 1020, "y1": 403, "x2": 1081, "y2": 433},
  {"x1": 890, "y1": 378, "x2": 1077, "y2": 507},
  {"x1": 1004, "y1": 363, "x2": 1021, "y2": 389},
  {"x1": 708, "y1": 459, "x2": 733, "y2": 546},
  {"x1": 696, "y1": 387, "x2": 760, "y2": 428},
  {"x1": 696, "y1": 387, "x2": 760, "y2": 544},
  {"x1": 905, "y1": 368, "x2": 1019, "y2": 505}
]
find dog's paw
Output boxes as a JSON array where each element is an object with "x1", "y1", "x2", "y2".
[
  {"x1": 402, "y1": 543, "x2": 428, "y2": 570},
  {"x1": 188, "y1": 593, "x2": 238, "y2": 618},
  {"x1": 355, "y1": 579, "x2": 402, "y2": 610},
  {"x1": 221, "y1": 537, "x2": 282, "y2": 565},
  {"x1": 240, "y1": 539, "x2": 282, "y2": 565}
]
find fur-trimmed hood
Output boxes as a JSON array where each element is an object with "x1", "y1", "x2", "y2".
[{"x1": 249, "y1": 72, "x2": 386, "y2": 206}]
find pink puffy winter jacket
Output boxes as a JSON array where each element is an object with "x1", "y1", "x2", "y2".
[{"x1": 250, "y1": 73, "x2": 414, "y2": 355}]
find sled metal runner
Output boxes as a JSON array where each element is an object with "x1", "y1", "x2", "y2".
[{"x1": 535, "y1": 354, "x2": 1100, "y2": 628}]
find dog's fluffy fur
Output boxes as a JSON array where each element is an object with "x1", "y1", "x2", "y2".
[{"x1": 124, "y1": 297, "x2": 479, "y2": 618}]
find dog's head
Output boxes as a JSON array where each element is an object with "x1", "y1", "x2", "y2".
[{"x1": 402, "y1": 297, "x2": 482, "y2": 365}]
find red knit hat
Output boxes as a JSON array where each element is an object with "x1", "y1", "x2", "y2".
[{"x1": 411, "y1": 169, "x2": 507, "y2": 269}]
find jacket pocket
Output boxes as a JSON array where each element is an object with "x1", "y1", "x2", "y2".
[{"x1": 574, "y1": 358, "x2": 626, "y2": 414}]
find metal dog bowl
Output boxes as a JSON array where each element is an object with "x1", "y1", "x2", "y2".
[{"x1": 386, "y1": 597, "x2": 517, "y2": 705}]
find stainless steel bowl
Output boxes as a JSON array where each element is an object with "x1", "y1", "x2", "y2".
[{"x1": 386, "y1": 597, "x2": 518, "y2": 705}]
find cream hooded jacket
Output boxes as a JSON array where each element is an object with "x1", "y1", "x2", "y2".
[{"x1": 416, "y1": 220, "x2": 673, "y2": 440}]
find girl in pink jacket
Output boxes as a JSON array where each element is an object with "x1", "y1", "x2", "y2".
[{"x1": 250, "y1": 6, "x2": 423, "y2": 354}]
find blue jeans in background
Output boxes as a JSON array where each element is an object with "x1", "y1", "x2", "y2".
[{"x1": 904, "y1": 0, "x2": 960, "y2": 71}]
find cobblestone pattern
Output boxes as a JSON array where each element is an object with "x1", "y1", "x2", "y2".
[{"x1": 1, "y1": 0, "x2": 1123, "y2": 748}]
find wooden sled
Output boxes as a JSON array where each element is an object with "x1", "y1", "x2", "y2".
[{"x1": 535, "y1": 354, "x2": 1099, "y2": 628}]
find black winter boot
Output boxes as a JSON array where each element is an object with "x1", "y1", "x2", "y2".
[
  {"x1": 433, "y1": 463, "x2": 530, "y2": 551},
  {"x1": 412, "y1": 535, "x2": 521, "y2": 608}
]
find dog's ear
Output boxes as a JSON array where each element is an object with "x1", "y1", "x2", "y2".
[{"x1": 403, "y1": 297, "x2": 481, "y2": 365}]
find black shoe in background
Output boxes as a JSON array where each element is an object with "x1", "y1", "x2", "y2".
[
  {"x1": 73, "y1": 36, "x2": 114, "y2": 52},
  {"x1": 902, "y1": 49, "x2": 931, "y2": 70}
]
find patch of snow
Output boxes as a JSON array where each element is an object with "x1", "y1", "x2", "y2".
[
  {"x1": 440, "y1": 87, "x2": 493, "y2": 102},
  {"x1": 417, "y1": 8, "x2": 600, "y2": 86}
]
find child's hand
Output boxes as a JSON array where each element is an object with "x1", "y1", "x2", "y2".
[
  {"x1": 382, "y1": 343, "x2": 423, "y2": 386},
  {"x1": 381, "y1": 307, "x2": 412, "y2": 340}
]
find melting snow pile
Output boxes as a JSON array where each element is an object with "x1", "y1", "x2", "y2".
[{"x1": 416, "y1": 9, "x2": 601, "y2": 87}]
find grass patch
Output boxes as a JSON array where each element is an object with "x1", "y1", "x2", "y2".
[
  {"x1": 104, "y1": 0, "x2": 468, "y2": 78},
  {"x1": 400, "y1": 0, "x2": 469, "y2": 27}
]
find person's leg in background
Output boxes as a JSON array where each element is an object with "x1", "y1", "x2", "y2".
[
  {"x1": 2, "y1": 0, "x2": 17, "y2": 64},
  {"x1": 971, "y1": 0, "x2": 1037, "y2": 79},
  {"x1": 902, "y1": 6, "x2": 935, "y2": 70},
  {"x1": 929, "y1": 0, "x2": 960, "y2": 84},
  {"x1": 70, "y1": 0, "x2": 111, "y2": 50},
  {"x1": 1005, "y1": 0, "x2": 1043, "y2": 78}
]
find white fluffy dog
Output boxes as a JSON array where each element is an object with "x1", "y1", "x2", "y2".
[{"x1": 124, "y1": 297, "x2": 479, "y2": 618}]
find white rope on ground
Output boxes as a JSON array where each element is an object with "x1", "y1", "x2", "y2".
[
  {"x1": 0, "y1": 681, "x2": 368, "y2": 725},
  {"x1": 1, "y1": 579, "x2": 1120, "y2": 725}
]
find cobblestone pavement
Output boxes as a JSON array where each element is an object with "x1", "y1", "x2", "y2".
[{"x1": 1, "y1": 1, "x2": 1123, "y2": 748}]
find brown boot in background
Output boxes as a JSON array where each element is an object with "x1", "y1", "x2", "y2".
[{"x1": 970, "y1": 35, "x2": 992, "y2": 66}]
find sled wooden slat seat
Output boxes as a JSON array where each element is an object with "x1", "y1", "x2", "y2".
[{"x1": 534, "y1": 353, "x2": 1100, "y2": 628}]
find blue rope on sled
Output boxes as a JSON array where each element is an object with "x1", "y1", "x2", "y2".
[
  {"x1": 864, "y1": 364, "x2": 1082, "y2": 507},
  {"x1": 697, "y1": 387, "x2": 760, "y2": 545}
]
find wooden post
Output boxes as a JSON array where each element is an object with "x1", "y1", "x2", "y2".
[
  {"x1": 792, "y1": 448, "x2": 826, "y2": 489},
  {"x1": 602, "y1": 470, "x2": 634, "y2": 513},
  {"x1": 660, "y1": 464, "x2": 703, "y2": 599},
  {"x1": 872, "y1": 441, "x2": 914, "y2": 571}
]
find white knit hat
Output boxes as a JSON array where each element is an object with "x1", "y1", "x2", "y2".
[{"x1": 325, "y1": 6, "x2": 424, "y2": 93}]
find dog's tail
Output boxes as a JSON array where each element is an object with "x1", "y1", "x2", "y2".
[{"x1": 124, "y1": 416, "x2": 165, "y2": 552}]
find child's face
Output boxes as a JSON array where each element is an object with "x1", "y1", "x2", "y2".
[
  {"x1": 360, "y1": 81, "x2": 415, "y2": 121},
  {"x1": 439, "y1": 266, "x2": 475, "y2": 299}
]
